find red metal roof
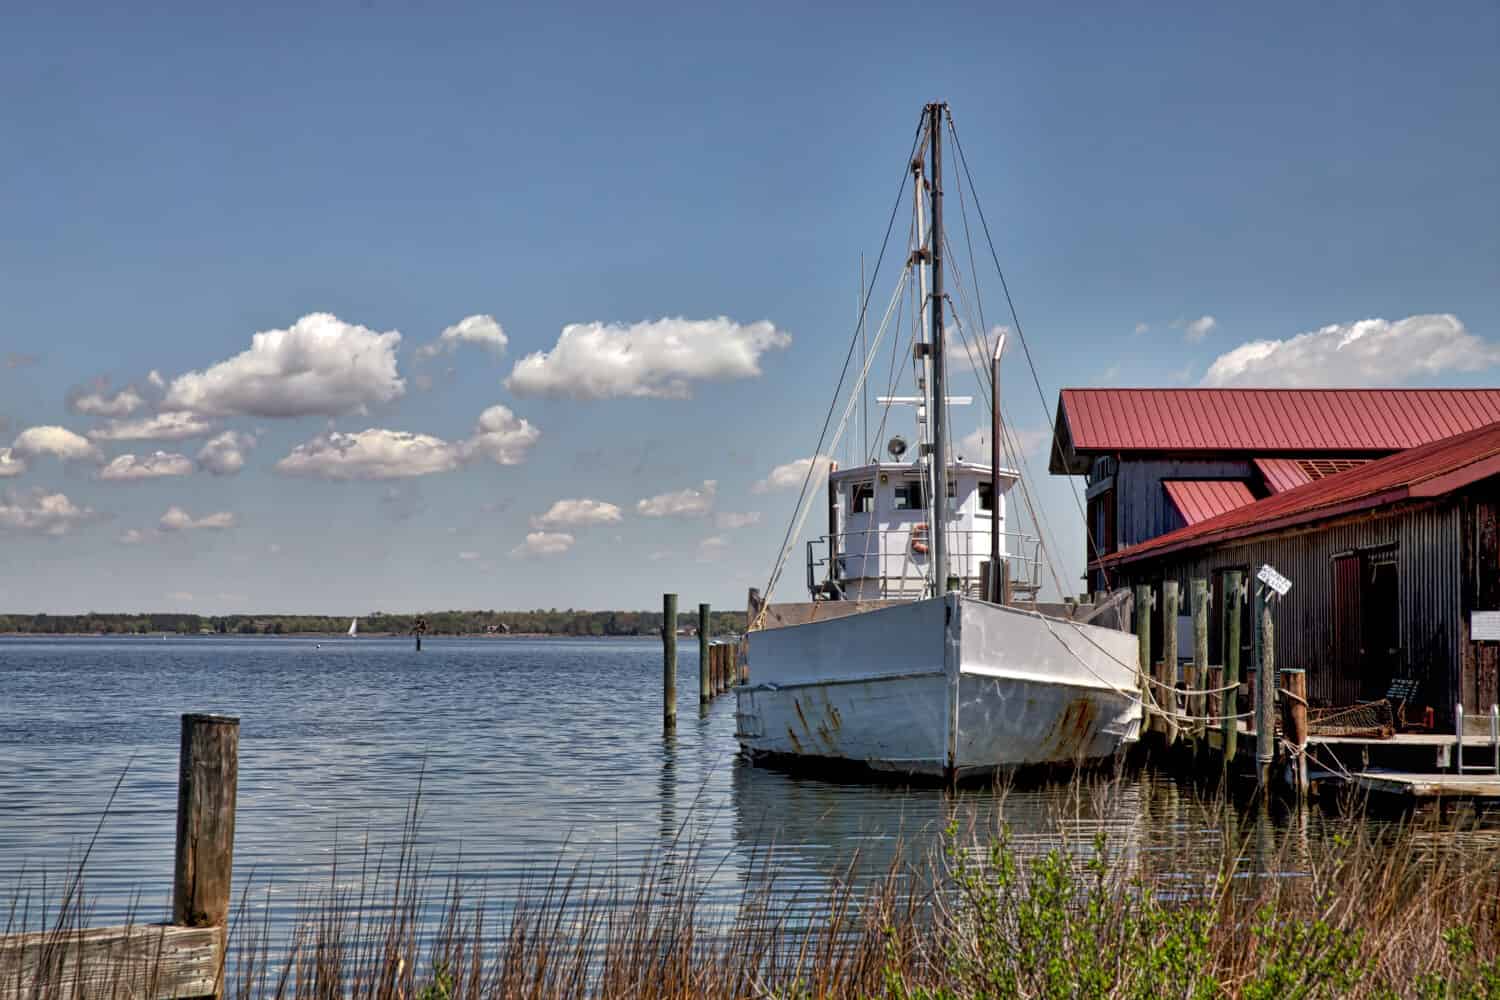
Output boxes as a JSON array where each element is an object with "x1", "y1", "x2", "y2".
[
  {"x1": 1051, "y1": 388, "x2": 1500, "y2": 473},
  {"x1": 1253, "y1": 457, "x2": 1311, "y2": 493},
  {"x1": 1163, "y1": 480, "x2": 1257, "y2": 524},
  {"x1": 1254, "y1": 456, "x2": 1372, "y2": 493},
  {"x1": 1098, "y1": 420, "x2": 1500, "y2": 568}
]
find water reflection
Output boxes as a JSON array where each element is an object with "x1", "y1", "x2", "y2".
[{"x1": 1, "y1": 636, "x2": 1498, "y2": 950}]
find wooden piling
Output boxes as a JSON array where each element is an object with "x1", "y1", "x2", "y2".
[
  {"x1": 662, "y1": 594, "x2": 677, "y2": 732},
  {"x1": 1134, "y1": 584, "x2": 1153, "y2": 733},
  {"x1": 699, "y1": 603, "x2": 711, "y2": 705},
  {"x1": 1192, "y1": 578, "x2": 1209, "y2": 741},
  {"x1": 1255, "y1": 587, "x2": 1275, "y2": 790},
  {"x1": 1223, "y1": 570, "x2": 1243, "y2": 764},
  {"x1": 173, "y1": 714, "x2": 239, "y2": 939},
  {"x1": 1206, "y1": 665, "x2": 1225, "y2": 728},
  {"x1": 1282, "y1": 667, "x2": 1308, "y2": 796},
  {"x1": 1162, "y1": 581, "x2": 1179, "y2": 741}
]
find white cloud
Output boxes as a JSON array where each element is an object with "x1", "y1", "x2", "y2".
[
  {"x1": 415, "y1": 314, "x2": 507, "y2": 360},
  {"x1": 0, "y1": 449, "x2": 25, "y2": 478},
  {"x1": 944, "y1": 324, "x2": 1009, "y2": 371},
  {"x1": 119, "y1": 528, "x2": 150, "y2": 545},
  {"x1": 458, "y1": 550, "x2": 482, "y2": 561},
  {"x1": 506, "y1": 316, "x2": 791, "y2": 400},
  {"x1": 164, "y1": 312, "x2": 405, "y2": 418},
  {"x1": 0, "y1": 489, "x2": 94, "y2": 536},
  {"x1": 1133, "y1": 322, "x2": 1149, "y2": 335},
  {"x1": 275, "y1": 405, "x2": 538, "y2": 480},
  {"x1": 276, "y1": 429, "x2": 463, "y2": 480},
  {"x1": 1182, "y1": 315, "x2": 1216, "y2": 343},
  {"x1": 696, "y1": 535, "x2": 729, "y2": 560},
  {"x1": 637, "y1": 480, "x2": 717, "y2": 517},
  {"x1": 88, "y1": 411, "x2": 217, "y2": 442},
  {"x1": 12, "y1": 426, "x2": 102, "y2": 463},
  {"x1": 716, "y1": 511, "x2": 762, "y2": 529},
  {"x1": 532, "y1": 498, "x2": 624, "y2": 529},
  {"x1": 98, "y1": 451, "x2": 195, "y2": 481},
  {"x1": 463, "y1": 405, "x2": 540, "y2": 466},
  {"x1": 159, "y1": 506, "x2": 236, "y2": 532},
  {"x1": 510, "y1": 531, "x2": 574, "y2": 558},
  {"x1": 751, "y1": 456, "x2": 834, "y2": 495},
  {"x1": 196, "y1": 431, "x2": 256, "y2": 476},
  {"x1": 955, "y1": 426, "x2": 1052, "y2": 463},
  {"x1": 69, "y1": 384, "x2": 144, "y2": 417},
  {"x1": 146, "y1": 370, "x2": 165, "y2": 389},
  {"x1": 1201, "y1": 314, "x2": 1499, "y2": 387}
]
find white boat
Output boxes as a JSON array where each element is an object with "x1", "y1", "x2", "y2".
[
  {"x1": 347, "y1": 617, "x2": 358, "y2": 638},
  {"x1": 735, "y1": 103, "x2": 1141, "y2": 781}
]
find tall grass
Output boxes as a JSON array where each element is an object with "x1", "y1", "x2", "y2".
[{"x1": 9, "y1": 774, "x2": 1500, "y2": 999}]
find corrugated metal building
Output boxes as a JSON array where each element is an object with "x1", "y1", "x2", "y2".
[
  {"x1": 1050, "y1": 388, "x2": 1500, "y2": 590},
  {"x1": 1091, "y1": 421, "x2": 1500, "y2": 720}
]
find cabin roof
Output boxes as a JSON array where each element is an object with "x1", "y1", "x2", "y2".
[
  {"x1": 828, "y1": 460, "x2": 1018, "y2": 483},
  {"x1": 1049, "y1": 388, "x2": 1500, "y2": 474},
  {"x1": 1095, "y1": 419, "x2": 1500, "y2": 568}
]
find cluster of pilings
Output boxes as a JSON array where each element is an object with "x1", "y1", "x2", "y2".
[
  {"x1": 660, "y1": 594, "x2": 739, "y2": 734},
  {"x1": 1125, "y1": 575, "x2": 1307, "y2": 800}
]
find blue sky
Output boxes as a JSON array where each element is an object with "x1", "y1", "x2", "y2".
[{"x1": 2, "y1": 1, "x2": 1497, "y2": 614}]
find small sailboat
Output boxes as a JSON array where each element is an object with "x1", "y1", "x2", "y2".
[
  {"x1": 735, "y1": 103, "x2": 1141, "y2": 782},
  {"x1": 347, "y1": 618, "x2": 358, "y2": 638}
]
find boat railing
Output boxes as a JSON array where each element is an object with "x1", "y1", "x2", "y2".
[{"x1": 806, "y1": 528, "x2": 1043, "y2": 601}]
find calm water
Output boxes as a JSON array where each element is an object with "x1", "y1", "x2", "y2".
[{"x1": 1, "y1": 636, "x2": 1490, "y2": 942}]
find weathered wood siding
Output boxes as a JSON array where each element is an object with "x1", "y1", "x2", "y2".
[
  {"x1": 1119, "y1": 501, "x2": 1463, "y2": 714},
  {"x1": 0, "y1": 923, "x2": 222, "y2": 1000},
  {"x1": 1113, "y1": 458, "x2": 1256, "y2": 548}
]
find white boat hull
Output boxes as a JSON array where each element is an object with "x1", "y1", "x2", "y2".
[{"x1": 735, "y1": 593, "x2": 1141, "y2": 779}]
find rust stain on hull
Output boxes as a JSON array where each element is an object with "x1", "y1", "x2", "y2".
[
  {"x1": 787, "y1": 727, "x2": 803, "y2": 754},
  {"x1": 1043, "y1": 697, "x2": 1098, "y2": 761}
]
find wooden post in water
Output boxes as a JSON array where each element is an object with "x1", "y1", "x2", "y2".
[
  {"x1": 1161, "y1": 580, "x2": 1179, "y2": 742},
  {"x1": 1206, "y1": 665, "x2": 1225, "y2": 733},
  {"x1": 1134, "y1": 584, "x2": 1153, "y2": 734},
  {"x1": 1223, "y1": 570, "x2": 1243, "y2": 766},
  {"x1": 1192, "y1": 578, "x2": 1209, "y2": 744},
  {"x1": 1282, "y1": 667, "x2": 1309, "y2": 798},
  {"x1": 699, "y1": 603, "x2": 711, "y2": 705},
  {"x1": 1255, "y1": 586, "x2": 1275, "y2": 791},
  {"x1": 662, "y1": 594, "x2": 677, "y2": 733},
  {"x1": 173, "y1": 713, "x2": 239, "y2": 973}
]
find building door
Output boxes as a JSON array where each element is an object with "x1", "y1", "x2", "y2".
[
  {"x1": 1331, "y1": 554, "x2": 1362, "y2": 706},
  {"x1": 1362, "y1": 552, "x2": 1400, "y2": 701}
]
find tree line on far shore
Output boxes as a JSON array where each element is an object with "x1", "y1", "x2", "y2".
[{"x1": 0, "y1": 609, "x2": 748, "y2": 637}]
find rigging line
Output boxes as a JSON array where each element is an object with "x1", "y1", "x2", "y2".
[
  {"x1": 763, "y1": 265, "x2": 914, "y2": 606},
  {"x1": 945, "y1": 111, "x2": 1112, "y2": 591},
  {"x1": 761, "y1": 116, "x2": 927, "y2": 607},
  {"x1": 941, "y1": 266, "x2": 1072, "y2": 597}
]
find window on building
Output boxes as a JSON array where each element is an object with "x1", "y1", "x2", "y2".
[
  {"x1": 947, "y1": 479, "x2": 957, "y2": 499},
  {"x1": 893, "y1": 481, "x2": 924, "y2": 510},
  {"x1": 979, "y1": 482, "x2": 995, "y2": 512},
  {"x1": 850, "y1": 482, "x2": 875, "y2": 514}
]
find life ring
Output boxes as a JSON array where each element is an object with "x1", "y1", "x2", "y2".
[{"x1": 911, "y1": 522, "x2": 929, "y2": 555}]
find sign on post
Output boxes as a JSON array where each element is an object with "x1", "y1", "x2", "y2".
[
  {"x1": 1472, "y1": 611, "x2": 1500, "y2": 641},
  {"x1": 1257, "y1": 563, "x2": 1292, "y2": 597}
]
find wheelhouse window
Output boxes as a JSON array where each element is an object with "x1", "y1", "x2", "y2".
[
  {"x1": 893, "y1": 481, "x2": 924, "y2": 511},
  {"x1": 978, "y1": 482, "x2": 995, "y2": 512},
  {"x1": 850, "y1": 482, "x2": 875, "y2": 514}
]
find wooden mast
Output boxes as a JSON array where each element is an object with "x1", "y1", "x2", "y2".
[{"x1": 927, "y1": 101, "x2": 951, "y2": 592}]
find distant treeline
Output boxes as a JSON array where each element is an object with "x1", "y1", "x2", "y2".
[{"x1": 0, "y1": 609, "x2": 748, "y2": 637}]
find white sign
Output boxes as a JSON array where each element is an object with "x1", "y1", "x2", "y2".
[
  {"x1": 1257, "y1": 564, "x2": 1292, "y2": 597},
  {"x1": 1472, "y1": 611, "x2": 1500, "y2": 641}
]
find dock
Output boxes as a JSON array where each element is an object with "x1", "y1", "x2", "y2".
[{"x1": 1347, "y1": 769, "x2": 1500, "y2": 800}]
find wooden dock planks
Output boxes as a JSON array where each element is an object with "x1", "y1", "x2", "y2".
[{"x1": 0, "y1": 923, "x2": 223, "y2": 1000}]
